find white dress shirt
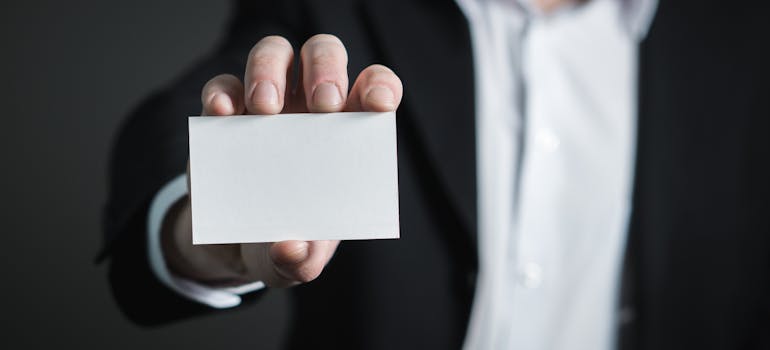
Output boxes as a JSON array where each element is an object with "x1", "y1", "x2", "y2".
[
  {"x1": 458, "y1": 0, "x2": 655, "y2": 348},
  {"x1": 146, "y1": 0, "x2": 657, "y2": 347}
]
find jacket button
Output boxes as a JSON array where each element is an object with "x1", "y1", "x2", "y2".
[{"x1": 618, "y1": 306, "x2": 635, "y2": 325}]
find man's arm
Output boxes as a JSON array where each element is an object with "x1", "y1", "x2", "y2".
[
  {"x1": 103, "y1": 3, "x2": 403, "y2": 325},
  {"x1": 159, "y1": 34, "x2": 402, "y2": 289},
  {"x1": 148, "y1": 174, "x2": 265, "y2": 308},
  {"x1": 103, "y1": 1, "x2": 308, "y2": 324}
]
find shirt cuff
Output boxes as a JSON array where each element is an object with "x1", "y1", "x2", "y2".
[{"x1": 146, "y1": 174, "x2": 265, "y2": 308}]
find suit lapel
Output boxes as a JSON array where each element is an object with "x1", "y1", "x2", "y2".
[{"x1": 362, "y1": 0, "x2": 478, "y2": 238}]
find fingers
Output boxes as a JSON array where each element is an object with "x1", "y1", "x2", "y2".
[
  {"x1": 300, "y1": 34, "x2": 349, "y2": 112},
  {"x1": 233, "y1": 34, "x2": 401, "y2": 115},
  {"x1": 240, "y1": 240, "x2": 340, "y2": 287},
  {"x1": 346, "y1": 64, "x2": 403, "y2": 112},
  {"x1": 201, "y1": 74, "x2": 245, "y2": 116},
  {"x1": 193, "y1": 35, "x2": 398, "y2": 290},
  {"x1": 244, "y1": 36, "x2": 294, "y2": 114}
]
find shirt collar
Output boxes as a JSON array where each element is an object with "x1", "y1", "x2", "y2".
[
  {"x1": 619, "y1": 0, "x2": 658, "y2": 39},
  {"x1": 458, "y1": 0, "x2": 658, "y2": 40}
]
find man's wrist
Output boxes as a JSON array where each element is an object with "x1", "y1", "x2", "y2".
[
  {"x1": 146, "y1": 174, "x2": 264, "y2": 308},
  {"x1": 159, "y1": 196, "x2": 195, "y2": 280}
]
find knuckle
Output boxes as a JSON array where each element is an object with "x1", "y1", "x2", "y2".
[
  {"x1": 364, "y1": 64, "x2": 394, "y2": 75},
  {"x1": 211, "y1": 74, "x2": 240, "y2": 90},
  {"x1": 362, "y1": 65, "x2": 402, "y2": 88},
  {"x1": 305, "y1": 33, "x2": 344, "y2": 48},
  {"x1": 310, "y1": 49, "x2": 341, "y2": 68},
  {"x1": 249, "y1": 54, "x2": 280, "y2": 70},
  {"x1": 218, "y1": 73, "x2": 240, "y2": 84},
  {"x1": 256, "y1": 35, "x2": 292, "y2": 51},
  {"x1": 302, "y1": 35, "x2": 347, "y2": 65},
  {"x1": 367, "y1": 69, "x2": 395, "y2": 83},
  {"x1": 248, "y1": 37, "x2": 293, "y2": 67}
]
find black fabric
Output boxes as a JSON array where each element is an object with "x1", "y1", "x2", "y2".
[
  {"x1": 103, "y1": 0, "x2": 770, "y2": 348},
  {"x1": 625, "y1": 1, "x2": 770, "y2": 349}
]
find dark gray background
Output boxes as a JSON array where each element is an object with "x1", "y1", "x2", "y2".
[{"x1": 0, "y1": 1, "x2": 287, "y2": 348}]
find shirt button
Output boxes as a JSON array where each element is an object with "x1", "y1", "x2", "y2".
[
  {"x1": 535, "y1": 128, "x2": 560, "y2": 152},
  {"x1": 517, "y1": 262, "x2": 543, "y2": 289}
]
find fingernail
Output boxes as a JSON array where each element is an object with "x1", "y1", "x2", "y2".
[
  {"x1": 252, "y1": 80, "x2": 278, "y2": 105},
  {"x1": 365, "y1": 86, "x2": 395, "y2": 110},
  {"x1": 312, "y1": 82, "x2": 343, "y2": 109},
  {"x1": 209, "y1": 93, "x2": 234, "y2": 115}
]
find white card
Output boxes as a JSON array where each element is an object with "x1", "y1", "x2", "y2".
[{"x1": 188, "y1": 112, "x2": 400, "y2": 244}]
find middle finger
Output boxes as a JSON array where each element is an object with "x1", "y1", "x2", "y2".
[{"x1": 300, "y1": 34, "x2": 349, "y2": 113}]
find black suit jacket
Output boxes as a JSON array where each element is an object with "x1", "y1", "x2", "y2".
[{"x1": 102, "y1": 0, "x2": 770, "y2": 349}]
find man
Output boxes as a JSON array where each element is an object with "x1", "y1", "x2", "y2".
[{"x1": 102, "y1": 0, "x2": 769, "y2": 349}]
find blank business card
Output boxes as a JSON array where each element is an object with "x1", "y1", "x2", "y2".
[{"x1": 188, "y1": 112, "x2": 400, "y2": 244}]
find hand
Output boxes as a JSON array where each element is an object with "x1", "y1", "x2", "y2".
[{"x1": 161, "y1": 34, "x2": 403, "y2": 288}]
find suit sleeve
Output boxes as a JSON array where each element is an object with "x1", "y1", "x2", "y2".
[{"x1": 101, "y1": 0, "x2": 309, "y2": 326}]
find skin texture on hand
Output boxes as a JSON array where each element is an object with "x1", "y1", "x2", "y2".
[{"x1": 161, "y1": 34, "x2": 403, "y2": 288}]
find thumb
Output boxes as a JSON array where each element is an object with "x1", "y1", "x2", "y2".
[{"x1": 240, "y1": 240, "x2": 338, "y2": 287}]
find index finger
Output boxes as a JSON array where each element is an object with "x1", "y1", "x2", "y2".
[{"x1": 244, "y1": 36, "x2": 294, "y2": 114}]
